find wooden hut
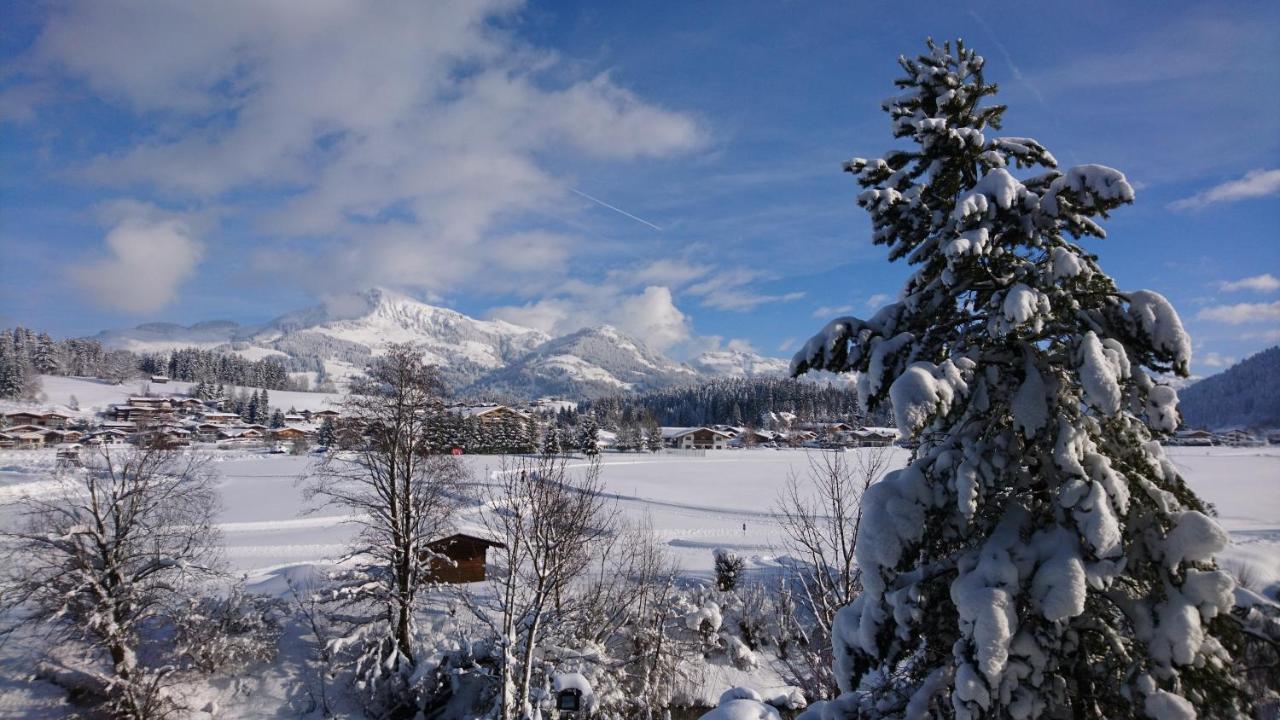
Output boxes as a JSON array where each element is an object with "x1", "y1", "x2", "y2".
[{"x1": 422, "y1": 533, "x2": 504, "y2": 584}]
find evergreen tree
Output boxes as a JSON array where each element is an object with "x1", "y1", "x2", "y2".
[
  {"x1": 32, "y1": 332, "x2": 58, "y2": 374},
  {"x1": 577, "y1": 416, "x2": 600, "y2": 456},
  {"x1": 792, "y1": 39, "x2": 1248, "y2": 719},
  {"x1": 269, "y1": 409, "x2": 286, "y2": 428},
  {"x1": 616, "y1": 421, "x2": 642, "y2": 452},
  {"x1": 259, "y1": 388, "x2": 271, "y2": 421},
  {"x1": 541, "y1": 426, "x2": 563, "y2": 456},
  {"x1": 0, "y1": 337, "x2": 21, "y2": 399},
  {"x1": 317, "y1": 417, "x2": 337, "y2": 448},
  {"x1": 644, "y1": 417, "x2": 664, "y2": 453}
]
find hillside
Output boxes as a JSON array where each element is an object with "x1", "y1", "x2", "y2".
[{"x1": 1179, "y1": 346, "x2": 1280, "y2": 429}]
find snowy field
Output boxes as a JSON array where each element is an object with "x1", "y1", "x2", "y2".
[
  {"x1": 2, "y1": 445, "x2": 1277, "y2": 594},
  {"x1": 0, "y1": 445, "x2": 1276, "y2": 717}
]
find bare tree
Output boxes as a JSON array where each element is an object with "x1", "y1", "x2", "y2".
[
  {"x1": 477, "y1": 455, "x2": 616, "y2": 720},
  {"x1": 774, "y1": 446, "x2": 892, "y2": 697},
  {"x1": 0, "y1": 445, "x2": 222, "y2": 718},
  {"x1": 300, "y1": 343, "x2": 467, "y2": 716}
]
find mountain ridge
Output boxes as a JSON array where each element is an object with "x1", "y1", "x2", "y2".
[{"x1": 89, "y1": 288, "x2": 792, "y2": 399}]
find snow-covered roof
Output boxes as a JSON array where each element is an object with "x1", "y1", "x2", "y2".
[{"x1": 661, "y1": 426, "x2": 732, "y2": 439}]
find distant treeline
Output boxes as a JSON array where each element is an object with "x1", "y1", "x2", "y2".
[
  {"x1": 139, "y1": 347, "x2": 302, "y2": 392},
  {"x1": 583, "y1": 376, "x2": 881, "y2": 428}
]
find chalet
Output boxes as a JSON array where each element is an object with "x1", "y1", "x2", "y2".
[
  {"x1": 150, "y1": 375, "x2": 171, "y2": 384},
  {"x1": 84, "y1": 429, "x2": 130, "y2": 445},
  {"x1": 661, "y1": 426, "x2": 733, "y2": 450},
  {"x1": 1168, "y1": 429, "x2": 1215, "y2": 446},
  {"x1": 175, "y1": 398, "x2": 207, "y2": 413},
  {"x1": 193, "y1": 423, "x2": 225, "y2": 441},
  {"x1": 453, "y1": 404, "x2": 531, "y2": 426},
  {"x1": 1220, "y1": 429, "x2": 1264, "y2": 447},
  {"x1": 42, "y1": 429, "x2": 84, "y2": 444},
  {"x1": 200, "y1": 412, "x2": 241, "y2": 425},
  {"x1": 3, "y1": 410, "x2": 73, "y2": 429},
  {"x1": 727, "y1": 428, "x2": 773, "y2": 447},
  {"x1": 6, "y1": 429, "x2": 46, "y2": 449},
  {"x1": 136, "y1": 426, "x2": 192, "y2": 447},
  {"x1": 271, "y1": 426, "x2": 312, "y2": 441},
  {"x1": 218, "y1": 428, "x2": 264, "y2": 441},
  {"x1": 0, "y1": 432, "x2": 16, "y2": 449},
  {"x1": 851, "y1": 427, "x2": 899, "y2": 447},
  {"x1": 111, "y1": 405, "x2": 173, "y2": 423},
  {"x1": 310, "y1": 409, "x2": 341, "y2": 420},
  {"x1": 127, "y1": 397, "x2": 174, "y2": 410},
  {"x1": 422, "y1": 533, "x2": 505, "y2": 583},
  {"x1": 283, "y1": 414, "x2": 308, "y2": 424}
]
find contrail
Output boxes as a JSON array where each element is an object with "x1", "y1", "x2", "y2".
[
  {"x1": 967, "y1": 10, "x2": 1047, "y2": 108},
  {"x1": 570, "y1": 188, "x2": 663, "y2": 232}
]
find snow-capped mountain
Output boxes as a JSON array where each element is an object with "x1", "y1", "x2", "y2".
[
  {"x1": 91, "y1": 288, "x2": 797, "y2": 399},
  {"x1": 690, "y1": 349, "x2": 790, "y2": 378},
  {"x1": 253, "y1": 288, "x2": 550, "y2": 388},
  {"x1": 468, "y1": 325, "x2": 700, "y2": 399}
]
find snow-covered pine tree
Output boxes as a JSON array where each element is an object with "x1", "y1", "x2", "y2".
[
  {"x1": 792, "y1": 39, "x2": 1248, "y2": 720},
  {"x1": 578, "y1": 415, "x2": 600, "y2": 456},
  {"x1": 645, "y1": 417, "x2": 665, "y2": 453},
  {"x1": 542, "y1": 426, "x2": 563, "y2": 456},
  {"x1": 32, "y1": 332, "x2": 59, "y2": 374}
]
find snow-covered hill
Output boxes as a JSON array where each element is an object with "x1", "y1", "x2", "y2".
[
  {"x1": 89, "y1": 288, "x2": 795, "y2": 399},
  {"x1": 1179, "y1": 346, "x2": 1280, "y2": 429}
]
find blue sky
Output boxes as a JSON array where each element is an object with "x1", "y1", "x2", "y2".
[{"x1": 1, "y1": 0, "x2": 1277, "y2": 375}]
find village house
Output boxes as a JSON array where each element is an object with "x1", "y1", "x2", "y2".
[
  {"x1": 84, "y1": 429, "x2": 130, "y2": 446},
  {"x1": 199, "y1": 411, "x2": 242, "y2": 425},
  {"x1": 3, "y1": 410, "x2": 74, "y2": 429},
  {"x1": 1167, "y1": 429, "x2": 1215, "y2": 446},
  {"x1": 42, "y1": 428, "x2": 84, "y2": 444},
  {"x1": 218, "y1": 427, "x2": 264, "y2": 441},
  {"x1": 661, "y1": 426, "x2": 733, "y2": 450},
  {"x1": 271, "y1": 426, "x2": 312, "y2": 441},
  {"x1": 175, "y1": 398, "x2": 207, "y2": 414},
  {"x1": 421, "y1": 533, "x2": 505, "y2": 583},
  {"x1": 453, "y1": 404, "x2": 531, "y2": 426},
  {"x1": 850, "y1": 426, "x2": 900, "y2": 447},
  {"x1": 150, "y1": 374, "x2": 170, "y2": 384},
  {"x1": 2, "y1": 427, "x2": 48, "y2": 449}
]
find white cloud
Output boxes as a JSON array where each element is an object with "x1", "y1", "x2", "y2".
[
  {"x1": 776, "y1": 338, "x2": 797, "y2": 353},
  {"x1": 69, "y1": 205, "x2": 204, "y2": 313},
  {"x1": 1219, "y1": 273, "x2": 1280, "y2": 293},
  {"x1": 686, "y1": 269, "x2": 805, "y2": 311},
  {"x1": 1241, "y1": 328, "x2": 1280, "y2": 343},
  {"x1": 1170, "y1": 169, "x2": 1280, "y2": 211},
  {"x1": 490, "y1": 284, "x2": 691, "y2": 352},
  {"x1": 1198, "y1": 352, "x2": 1236, "y2": 368},
  {"x1": 22, "y1": 1, "x2": 705, "y2": 299},
  {"x1": 1196, "y1": 301, "x2": 1280, "y2": 324},
  {"x1": 812, "y1": 304, "x2": 854, "y2": 319},
  {"x1": 865, "y1": 293, "x2": 892, "y2": 309}
]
